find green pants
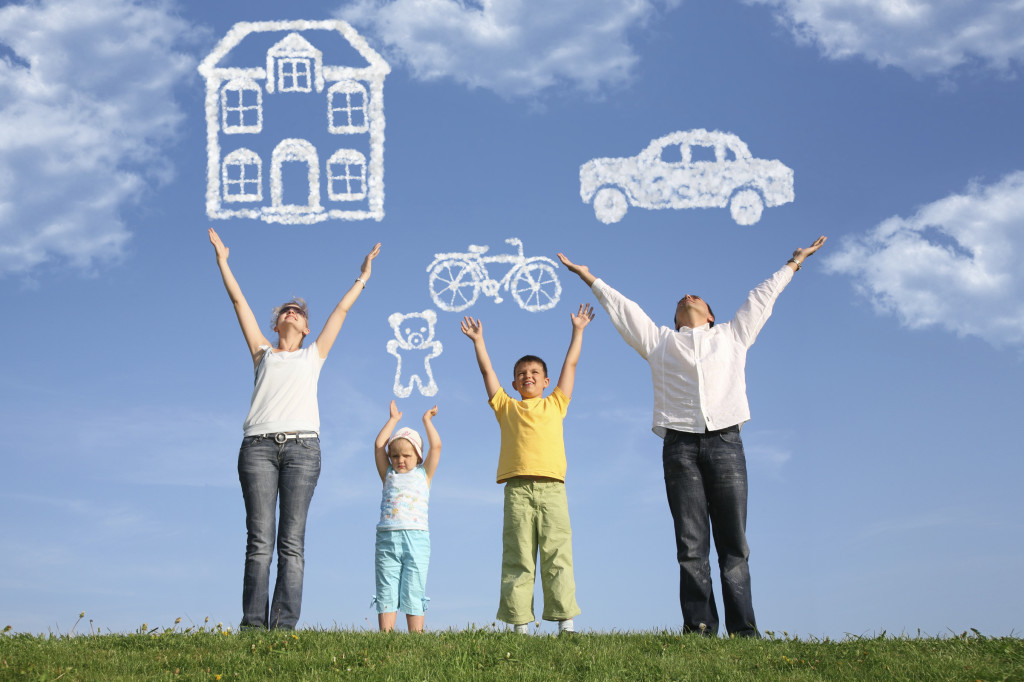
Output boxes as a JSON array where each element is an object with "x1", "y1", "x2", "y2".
[{"x1": 497, "y1": 478, "x2": 581, "y2": 624}]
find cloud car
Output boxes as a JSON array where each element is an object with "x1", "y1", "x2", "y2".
[{"x1": 579, "y1": 129, "x2": 794, "y2": 225}]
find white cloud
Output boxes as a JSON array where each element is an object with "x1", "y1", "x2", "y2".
[
  {"x1": 336, "y1": 0, "x2": 681, "y2": 97},
  {"x1": 825, "y1": 171, "x2": 1024, "y2": 347},
  {"x1": 0, "y1": 0, "x2": 197, "y2": 276},
  {"x1": 746, "y1": 0, "x2": 1024, "y2": 77}
]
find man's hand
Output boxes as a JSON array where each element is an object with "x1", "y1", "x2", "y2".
[
  {"x1": 792, "y1": 236, "x2": 827, "y2": 263},
  {"x1": 557, "y1": 253, "x2": 597, "y2": 287}
]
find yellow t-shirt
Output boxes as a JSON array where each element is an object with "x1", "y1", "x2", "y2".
[{"x1": 490, "y1": 386, "x2": 570, "y2": 483}]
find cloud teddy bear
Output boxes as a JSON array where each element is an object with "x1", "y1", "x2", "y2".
[{"x1": 387, "y1": 310, "x2": 443, "y2": 398}]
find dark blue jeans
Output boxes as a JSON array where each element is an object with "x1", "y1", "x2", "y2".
[
  {"x1": 238, "y1": 434, "x2": 321, "y2": 629},
  {"x1": 662, "y1": 426, "x2": 758, "y2": 637}
]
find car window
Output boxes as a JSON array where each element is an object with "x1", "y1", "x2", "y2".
[
  {"x1": 659, "y1": 144, "x2": 684, "y2": 164},
  {"x1": 689, "y1": 144, "x2": 716, "y2": 163}
]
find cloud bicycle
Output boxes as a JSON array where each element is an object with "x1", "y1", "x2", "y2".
[{"x1": 426, "y1": 238, "x2": 562, "y2": 312}]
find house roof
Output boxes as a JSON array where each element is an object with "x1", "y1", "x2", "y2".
[{"x1": 198, "y1": 20, "x2": 390, "y2": 79}]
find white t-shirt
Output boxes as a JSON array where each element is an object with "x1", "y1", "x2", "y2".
[{"x1": 243, "y1": 342, "x2": 326, "y2": 436}]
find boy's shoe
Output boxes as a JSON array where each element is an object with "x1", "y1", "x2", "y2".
[
  {"x1": 513, "y1": 623, "x2": 530, "y2": 634},
  {"x1": 557, "y1": 619, "x2": 575, "y2": 634}
]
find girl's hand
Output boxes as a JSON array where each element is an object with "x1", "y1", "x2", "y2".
[
  {"x1": 389, "y1": 399, "x2": 402, "y2": 422},
  {"x1": 423, "y1": 405, "x2": 438, "y2": 421},
  {"x1": 209, "y1": 227, "x2": 229, "y2": 261},
  {"x1": 361, "y1": 242, "x2": 381, "y2": 279}
]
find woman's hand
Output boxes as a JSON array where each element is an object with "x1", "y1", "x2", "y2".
[
  {"x1": 209, "y1": 227, "x2": 229, "y2": 262},
  {"x1": 361, "y1": 242, "x2": 381, "y2": 280}
]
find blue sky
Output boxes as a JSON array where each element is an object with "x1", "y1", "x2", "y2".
[{"x1": 2, "y1": 0, "x2": 1023, "y2": 637}]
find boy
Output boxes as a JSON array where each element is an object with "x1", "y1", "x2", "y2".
[{"x1": 460, "y1": 303, "x2": 595, "y2": 634}]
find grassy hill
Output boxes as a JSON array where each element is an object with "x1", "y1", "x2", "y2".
[{"x1": 2, "y1": 622, "x2": 1021, "y2": 680}]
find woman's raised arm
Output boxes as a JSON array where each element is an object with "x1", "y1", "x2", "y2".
[
  {"x1": 209, "y1": 228, "x2": 270, "y2": 365},
  {"x1": 316, "y1": 242, "x2": 381, "y2": 359}
]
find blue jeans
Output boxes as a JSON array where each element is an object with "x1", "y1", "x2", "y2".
[
  {"x1": 662, "y1": 426, "x2": 758, "y2": 637},
  {"x1": 238, "y1": 434, "x2": 321, "y2": 629}
]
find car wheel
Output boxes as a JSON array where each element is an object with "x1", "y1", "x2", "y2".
[
  {"x1": 729, "y1": 189, "x2": 764, "y2": 225},
  {"x1": 593, "y1": 188, "x2": 628, "y2": 224}
]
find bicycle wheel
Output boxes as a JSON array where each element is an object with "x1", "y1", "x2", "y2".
[
  {"x1": 428, "y1": 259, "x2": 482, "y2": 312},
  {"x1": 510, "y1": 262, "x2": 561, "y2": 312}
]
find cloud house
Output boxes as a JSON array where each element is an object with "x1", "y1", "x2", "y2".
[{"x1": 198, "y1": 20, "x2": 390, "y2": 224}]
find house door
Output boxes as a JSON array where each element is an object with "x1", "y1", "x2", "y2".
[{"x1": 270, "y1": 139, "x2": 322, "y2": 216}]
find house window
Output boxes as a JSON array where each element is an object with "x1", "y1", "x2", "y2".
[
  {"x1": 327, "y1": 149, "x2": 366, "y2": 201},
  {"x1": 278, "y1": 58, "x2": 312, "y2": 92},
  {"x1": 328, "y1": 81, "x2": 368, "y2": 134},
  {"x1": 221, "y1": 80, "x2": 262, "y2": 134},
  {"x1": 222, "y1": 149, "x2": 262, "y2": 202}
]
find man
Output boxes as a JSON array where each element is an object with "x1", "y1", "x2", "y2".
[{"x1": 557, "y1": 236, "x2": 826, "y2": 637}]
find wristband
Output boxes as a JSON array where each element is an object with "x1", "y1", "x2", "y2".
[
  {"x1": 356, "y1": 277, "x2": 367, "y2": 288},
  {"x1": 787, "y1": 258, "x2": 803, "y2": 271}
]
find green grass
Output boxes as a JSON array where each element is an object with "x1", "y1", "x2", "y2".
[{"x1": 2, "y1": 621, "x2": 1022, "y2": 681}]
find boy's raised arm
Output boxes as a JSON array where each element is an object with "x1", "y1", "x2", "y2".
[
  {"x1": 422, "y1": 406, "x2": 441, "y2": 482},
  {"x1": 556, "y1": 303, "x2": 596, "y2": 400},
  {"x1": 460, "y1": 316, "x2": 501, "y2": 400},
  {"x1": 374, "y1": 400, "x2": 402, "y2": 483}
]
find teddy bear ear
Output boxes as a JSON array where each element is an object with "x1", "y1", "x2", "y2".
[
  {"x1": 388, "y1": 312, "x2": 402, "y2": 327},
  {"x1": 423, "y1": 309, "x2": 437, "y2": 323}
]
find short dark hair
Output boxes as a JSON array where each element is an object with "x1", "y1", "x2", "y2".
[
  {"x1": 674, "y1": 297, "x2": 716, "y2": 329},
  {"x1": 513, "y1": 355, "x2": 548, "y2": 377}
]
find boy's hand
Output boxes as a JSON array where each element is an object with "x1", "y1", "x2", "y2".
[
  {"x1": 460, "y1": 316, "x2": 484, "y2": 341},
  {"x1": 570, "y1": 303, "x2": 596, "y2": 331},
  {"x1": 389, "y1": 399, "x2": 402, "y2": 422},
  {"x1": 209, "y1": 227, "x2": 229, "y2": 262},
  {"x1": 423, "y1": 405, "x2": 438, "y2": 421}
]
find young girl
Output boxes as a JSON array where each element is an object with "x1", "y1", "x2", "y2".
[{"x1": 373, "y1": 401, "x2": 441, "y2": 632}]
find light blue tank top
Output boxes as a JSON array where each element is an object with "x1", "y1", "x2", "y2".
[{"x1": 377, "y1": 465, "x2": 429, "y2": 531}]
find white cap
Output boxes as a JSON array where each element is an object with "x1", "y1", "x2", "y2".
[{"x1": 387, "y1": 427, "x2": 423, "y2": 463}]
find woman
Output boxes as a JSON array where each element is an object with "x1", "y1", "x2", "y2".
[{"x1": 209, "y1": 227, "x2": 380, "y2": 630}]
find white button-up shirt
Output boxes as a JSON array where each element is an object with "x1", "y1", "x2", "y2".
[{"x1": 591, "y1": 266, "x2": 793, "y2": 437}]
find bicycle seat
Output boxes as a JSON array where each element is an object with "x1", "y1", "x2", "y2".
[{"x1": 467, "y1": 245, "x2": 489, "y2": 254}]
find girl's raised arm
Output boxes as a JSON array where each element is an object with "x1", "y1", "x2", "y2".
[
  {"x1": 374, "y1": 400, "x2": 402, "y2": 483},
  {"x1": 421, "y1": 406, "x2": 441, "y2": 483},
  {"x1": 209, "y1": 228, "x2": 270, "y2": 366}
]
